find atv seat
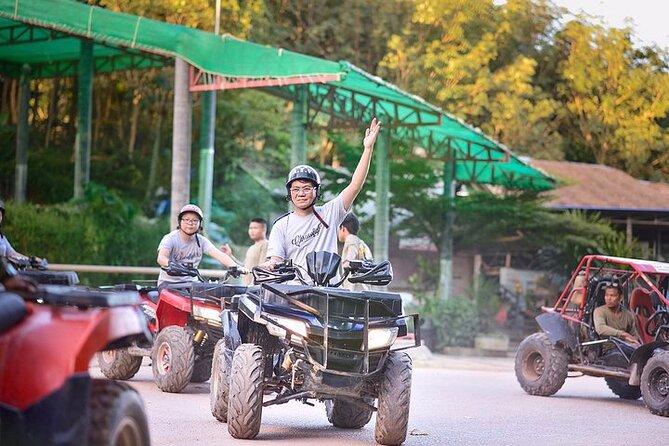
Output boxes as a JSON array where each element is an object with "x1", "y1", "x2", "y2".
[
  {"x1": 630, "y1": 287, "x2": 654, "y2": 343},
  {"x1": 0, "y1": 292, "x2": 27, "y2": 335}
]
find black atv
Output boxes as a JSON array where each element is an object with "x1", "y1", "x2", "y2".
[{"x1": 210, "y1": 251, "x2": 420, "y2": 445}]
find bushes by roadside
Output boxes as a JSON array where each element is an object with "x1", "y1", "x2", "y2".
[{"x1": 2, "y1": 184, "x2": 168, "y2": 285}]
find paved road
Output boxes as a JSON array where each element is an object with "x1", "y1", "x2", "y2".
[{"x1": 91, "y1": 348, "x2": 668, "y2": 445}]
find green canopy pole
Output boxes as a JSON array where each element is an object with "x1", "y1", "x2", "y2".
[
  {"x1": 373, "y1": 129, "x2": 390, "y2": 261},
  {"x1": 170, "y1": 57, "x2": 193, "y2": 227},
  {"x1": 14, "y1": 64, "x2": 30, "y2": 204},
  {"x1": 290, "y1": 85, "x2": 307, "y2": 167},
  {"x1": 438, "y1": 160, "x2": 455, "y2": 299},
  {"x1": 74, "y1": 39, "x2": 93, "y2": 199},
  {"x1": 196, "y1": 0, "x2": 220, "y2": 234},
  {"x1": 198, "y1": 90, "x2": 215, "y2": 234}
]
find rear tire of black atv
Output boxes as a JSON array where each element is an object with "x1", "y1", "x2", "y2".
[
  {"x1": 375, "y1": 351, "x2": 412, "y2": 446},
  {"x1": 97, "y1": 349, "x2": 143, "y2": 380},
  {"x1": 151, "y1": 326, "x2": 194, "y2": 393},
  {"x1": 89, "y1": 379, "x2": 150, "y2": 446},
  {"x1": 191, "y1": 355, "x2": 213, "y2": 383},
  {"x1": 210, "y1": 340, "x2": 230, "y2": 422},
  {"x1": 325, "y1": 398, "x2": 373, "y2": 429},
  {"x1": 515, "y1": 332, "x2": 568, "y2": 396},
  {"x1": 641, "y1": 352, "x2": 669, "y2": 416},
  {"x1": 227, "y1": 344, "x2": 264, "y2": 439}
]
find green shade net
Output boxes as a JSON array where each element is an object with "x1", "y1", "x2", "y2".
[{"x1": 0, "y1": 0, "x2": 554, "y2": 190}]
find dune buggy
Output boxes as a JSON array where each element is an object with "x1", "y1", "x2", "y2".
[
  {"x1": 97, "y1": 263, "x2": 245, "y2": 393},
  {"x1": 515, "y1": 255, "x2": 669, "y2": 416},
  {"x1": 210, "y1": 252, "x2": 420, "y2": 445}
]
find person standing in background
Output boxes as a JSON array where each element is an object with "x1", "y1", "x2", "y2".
[
  {"x1": 221, "y1": 218, "x2": 269, "y2": 285},
  {"x1": 338, "y1": 213, "x2": 372, "y2": 290}
]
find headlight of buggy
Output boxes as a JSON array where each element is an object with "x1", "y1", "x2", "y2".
[
  {"x1": 266, "y1": 315, "x2": 308, "y2": 339},
  {"x1": 365, "y1": 327, "x2": 399, "y2": 350},
  {"x1": 192, "y1": 305, "x2": 222, "y2": 325}
]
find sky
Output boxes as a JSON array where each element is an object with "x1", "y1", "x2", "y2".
[{"x1": 549, "y1": 0, "x2": 669, "y2": 49}]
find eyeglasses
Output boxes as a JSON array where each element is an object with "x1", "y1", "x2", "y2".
[
  {"x1": 290, "y1": 186, "x2": 316, "y2": 195},
  {"x1": 181, "y1": 218, "x2": 200, "y2": 224}
]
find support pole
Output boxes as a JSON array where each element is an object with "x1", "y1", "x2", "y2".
[
  {"x1": 74, "y1": 40, "x2": 93, "y2": 199},
  {"x1": 170, "y1": 58, "x2": 193, "y2": 227},
  {"x1": 438, "y1": 160, "x2": 455, "y2": 299},
  {"x1": 373, "y1": 129, "x2": 390, "y2": 261},
  {"x1": 14, "y1": 64, "x2": 30, "y2": 204},
  {"x1": 198, "y1": 90, "x2": 216, "y2": 234},
  {"x1": 290, "y1": 85, "x2": 308, "y2": 167}
]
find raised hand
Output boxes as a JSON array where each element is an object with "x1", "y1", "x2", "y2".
[{"x1": 363, "y1": 117, "x2": 381, "y2": 150}]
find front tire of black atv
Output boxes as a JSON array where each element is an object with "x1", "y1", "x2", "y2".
[
  {"x1": 210, "y1": 340, "x2": 230, "y2": 422},
  {"x1": 227, "y1": 343, "x2": 264, "y2": 439},
  {"x1": 375, "y1": 351, "x2": 412, "y2": 446},
  {"x1": 97, "y1": 349, "x2": 143, "y2": 380},
  {"x1": 191, "y1": 355, "x2": 213, "y2": 383},
  {"x1": 89, "y1": 379, "x2": 150, "y2": 446},
  {"x1": 151, "y1": 326, "x2": 194, "y2": 393},
  {"x1": 641, "y1": 352, "x2": 669, "y2": 416},
  {"x1": 326, "y1": 398, "x2": 373, "y2": 429},
  {"x1": 515, "y1": 332, "x2": 568, "y2": 396}
]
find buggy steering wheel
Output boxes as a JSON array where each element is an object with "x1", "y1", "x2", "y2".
[{"x1": 644, "y1": 310, "x2": 669, "y2": 337}]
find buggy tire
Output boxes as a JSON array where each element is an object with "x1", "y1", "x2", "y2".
[
  {"x1": 325, "y1": 398, "x2": 373, "y2": 429},
  {"x1": 88, "y1": 379, "x2": 150, "y2": 446},
  {"x1": 97, "y1": 349, "x2": 143, "y2": 380},
  {"x1": 602, "y1": 351, "x2": 640, "y2": 400},
  {"x1": 641, "y1": 352, "x2": 669, "y2": 416},
  {"x1": 227, "y1": 344, "x2": 264, "y2": 439},
  {"x1": 191, "y1": 355, "x2": 213, "y2": 383},
  {"x1": 210, "y1": 340, "x2": 231, "y2": 422},
  {"x1": 375, "y1": 351, "x2": 412, "y2": 446},
  {"x1": 515, "y1": 332, "x2": 568, "y2": 396},
  {"x1": 151, "y1": 326, "x2": 194, "y2": 393}
]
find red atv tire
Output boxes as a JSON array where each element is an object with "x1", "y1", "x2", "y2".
[
  {"x1": 151, "y1": 326, "x2": 194, "y2": 393},
  {"x1": 88, "y1": 379, "x2": 150, "y2": 446},
  {"x1": 97, "y1": 349, "x2": 143, "y2": 381}
]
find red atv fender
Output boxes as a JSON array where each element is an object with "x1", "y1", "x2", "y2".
[
  {"x1": 155, "y1": 288, "x2": 219, "y2": 329},
  {"x1": 0, "y1": 303, "x2": 146, "y2": 410}
]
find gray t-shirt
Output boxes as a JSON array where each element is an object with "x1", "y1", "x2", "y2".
[
  {"x1": 157, "y1": 230, "x2": 214, "y2": 286},
  {"x1": 267, "y1": 195, "x2": 349, "y2": 279},
  {"x1": 0, "y1": 236, "x2": 17, "y2": 258}
]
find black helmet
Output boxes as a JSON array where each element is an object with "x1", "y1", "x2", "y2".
[
  {"x1": 285, "y1": 165, "x2": 321, "y2": 202},
  {"x1": 286, "y1": 165, "x2": 321, "y2": 188}
]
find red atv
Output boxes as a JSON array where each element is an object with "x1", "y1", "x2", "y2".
[
  {"x1": 515, "y1": 255, "x2": 669, "y2": 416},
  {"x1": 0, "y1": 282, "x2": 152, "y2": 445},
  {"x1": 97, "y1": 263, "x2": 246, "y2": 393}
]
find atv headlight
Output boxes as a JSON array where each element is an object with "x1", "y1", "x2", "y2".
[
  {"x1": 266, "y1": 315, "x2": 308, "y2": 338},
  {"x1": 192, "y1": 305, "x2": 221, "y2": 324},
  {"x1": 366, "y1": 327, "x2": 399, "y2": 350}
]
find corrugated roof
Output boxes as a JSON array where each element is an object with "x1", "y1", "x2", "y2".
[{"x1": 530, "y1": 159, "x2": 669, "y2": 211}]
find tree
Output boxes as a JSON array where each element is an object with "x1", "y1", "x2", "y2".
[{"x1": 554, "y1": 20, "x2": 669, "y2": 177}]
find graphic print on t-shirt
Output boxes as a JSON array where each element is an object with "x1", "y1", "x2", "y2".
[{"x1": 291, "y1": 224, "x2": 322, "y2": 248}]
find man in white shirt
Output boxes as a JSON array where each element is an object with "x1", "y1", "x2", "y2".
[{"x1": 264, "y1": 118, "x2": 381, "y2": 278}]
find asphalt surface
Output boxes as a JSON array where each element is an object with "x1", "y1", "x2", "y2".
[{"x1": 89, "y1": 346, "x2": 668, "y2": 445}]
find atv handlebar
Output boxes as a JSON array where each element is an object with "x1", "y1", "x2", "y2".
[
  {"x1": 161, "y1": 262, "x2": 246, "y2": 283},
  {"x1": 252, "y1": 260, "x2": 300, "y2": 284},
  {"x1": 9, "y1": 255, "x2": 49, "y2": 271}
]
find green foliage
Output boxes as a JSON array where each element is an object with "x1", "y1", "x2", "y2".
[{"x1": 2, "y1": 185, "x2": 167, "y2": 285}]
